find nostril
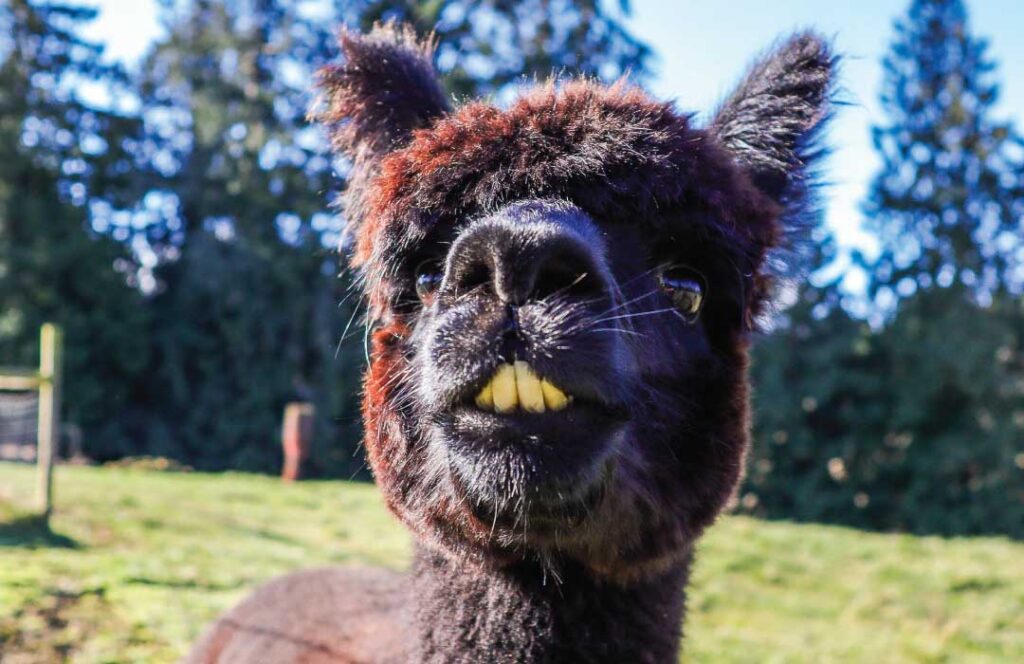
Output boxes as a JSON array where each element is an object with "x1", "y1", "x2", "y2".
[
  {"x1": 449, "y1": 261, "x2": 492, "y2": 297},
  {"x1": 530, "y1": 251, "x2": 604, "y2": 301}
]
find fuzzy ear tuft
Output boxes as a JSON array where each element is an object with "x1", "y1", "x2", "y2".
[
  {"x1": 312, "y1": 22, "x2": 450, "y2": 247},
  {"x1": 711, "y1": 32, "x2": 834, "y2": 199},
  {"x1": 710, "y1": 32, "x2": 836, "y2": 277},
  {"x1": 314, "y1": 22, "x2": 449, "y2": 160}
]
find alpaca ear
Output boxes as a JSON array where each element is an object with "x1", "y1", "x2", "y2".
[
  {"x1": 312, "y1": 22, "x2": 450, "y2": 238},
  {"x1": 709, "y1": 33, "x2": 835, "y2": 253},
  {"x1": 314, "y1": 21, "x2": 449, "y2": 161}
]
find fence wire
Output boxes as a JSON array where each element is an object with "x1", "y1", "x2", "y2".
[{"x1": 0, "y1": 389, "x2": 38, "y2": 462}]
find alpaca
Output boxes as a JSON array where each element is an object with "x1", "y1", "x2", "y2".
[{"x1": 187, "y1": 23, "x2": 834, "y2": 663}]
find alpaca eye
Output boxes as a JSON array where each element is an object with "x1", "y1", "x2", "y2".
[
  {"x1": 414, "y1": 260, "x2": 444, "y2": 304},
  {"x1": 658, "y1": 267, "x2": 705, "y2": 322}
]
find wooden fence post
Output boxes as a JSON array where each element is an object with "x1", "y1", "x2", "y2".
[
  {"x1": 281, "y1": 402, "x2": 314, "y2": 482},
  {"x1": 36, "y1": 323, "x2": 62, "y2": 520}
]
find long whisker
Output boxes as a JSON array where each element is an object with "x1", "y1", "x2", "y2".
[
  {"x1": 587, "y1": 307, "x2": 679, "y2": 326},
  {"x1": 588, "y1": 327, "x2": 645, "y2": 338},
  {"x1": 594, "y1": 288, "x2": 660, "y2": 317},
  {"x1": 336, "y1": 294, "x2": 367, "y2": 358}
]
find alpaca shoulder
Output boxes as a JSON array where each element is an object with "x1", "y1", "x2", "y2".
[{"x1": 184, "y1": 566, "x2": 408, "y2": 664}]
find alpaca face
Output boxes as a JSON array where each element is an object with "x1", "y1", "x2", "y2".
[
  {"x1": 388, "y1": 192, "x2": 754, "y2": 575},
  {"x1": 316, "y1": 25, "x2": 833, "y2": 577}
]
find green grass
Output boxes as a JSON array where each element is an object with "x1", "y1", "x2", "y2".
[{"x1": 1, "y1": 462, "x2": 1022, "y2": 662}]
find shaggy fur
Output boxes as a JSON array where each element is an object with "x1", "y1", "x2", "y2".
[{"x1": 189, "y1": 22, "x2": 834, "y2": 663}]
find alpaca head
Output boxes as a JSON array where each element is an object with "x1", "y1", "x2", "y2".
[{"x1": 315, "y1": 24, "x2": 833, "y2": 579}]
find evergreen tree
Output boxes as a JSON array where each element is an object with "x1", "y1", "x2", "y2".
[
  {"x1": 746, "y1": 298, "x2": 891, "y2": 528},
  {"x1": 861, "y1": 0, "x2": 1024, "y2": 536},
  {"x1": 739, "y1": 0, "x2": 1024, "y2": 538},
  {"x1": 0, "y1": 0, "x2": 150, "y2": 456},
  {"x1": 118, "y1": 0, "x2": 355, "y2": 471},
  {"x1": 868, "y1": 288, "x2": 1024, "y2": 536},
  {"x1": 865, "y1": 0, "x2": 1024, "y2": 303},
  {"x1": 742, "y1": 0, "x2": 1024, "y2": 537}
]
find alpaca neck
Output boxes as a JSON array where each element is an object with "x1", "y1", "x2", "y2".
[{"x1": 407, "y1": 545, "x2": 690, "y2": 663}]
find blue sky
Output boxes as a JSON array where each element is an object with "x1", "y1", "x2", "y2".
[{"x1": 79, "y1": 0, "x2": 1024, "y2": 292}]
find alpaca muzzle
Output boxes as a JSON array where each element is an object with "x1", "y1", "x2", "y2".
[{"x1": 441, "y1": 200, "x2": 613, "y2": 307}]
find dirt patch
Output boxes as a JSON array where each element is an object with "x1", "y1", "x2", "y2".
[{"x1": 0, "y1": 585, "x2": 107, "y2": 662}]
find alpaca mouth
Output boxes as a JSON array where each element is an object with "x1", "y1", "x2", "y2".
[
  {"x1": 440, "y1": 354, "x2": 630, "y2": 445},
  {"x1": 432, "y1": 350, "x2": 629, "y2": 531},
  {"x1": 472, "y1": 360, "x2": 572, "y2": 414},
  {"x1": 439, "y1": 388, "x2": 626, "y2": 539}
]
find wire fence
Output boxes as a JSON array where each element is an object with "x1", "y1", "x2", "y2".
[
  {"x1": 0, "y1": 389, "x2": 40, "y2": 462},
  {"x1": 0, "y1": 324, "x2": 62, "y2": 520}
]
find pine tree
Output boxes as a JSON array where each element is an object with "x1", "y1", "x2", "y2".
[
  {"x1": 0, "y1": 0, "x2": 150, "y2": 456},
  {"x1": 115, "y1": 0, "x2": 353, "y2": 471},
  {"x1": 744, "y1": 223, "x2": 887, "y2": 526},
  {"x1": 866, "y1": 0, "x2": 1024, "y2": 304},
  {"x1": 862, "y1": 0, "x2": 1024, "y2": 536},
  {"x1": 743, "y1": 0, "x2": 1024, "y2": 537}
]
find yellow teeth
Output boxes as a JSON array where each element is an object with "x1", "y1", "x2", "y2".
[
  {"x1": 514, "y1": 361, "x2": 546, "y2": 413},
  {"x1": 491, "y1": 363, "x2": 518, "y2": 414},
  {"x1": 475, "y1": 362, "x2": 571, "y2": 414},
  {"x1": 540, "y1": 378, "x2": 570, "y2": 411},
  {"x1": 474, "y1": 381, "x2": 493, "y2": 410}
]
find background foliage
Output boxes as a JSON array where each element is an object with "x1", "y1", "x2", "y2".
[
  {"x1": 741, "y1": 0, "x2": 1024, "y2": 537},
  {"x1": 1, "y1": 0, "x2": 1022, "y2": 536}
]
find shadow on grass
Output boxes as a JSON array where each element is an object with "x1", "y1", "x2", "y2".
[
  {"x1": 124, "y1": 575, "x2": 244, "y2": 592},
  {"x1": 0, "y1": 514, "x2": 81, "y2": 549}
]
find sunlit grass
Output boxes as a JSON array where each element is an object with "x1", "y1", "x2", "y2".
[{"x1": 1, "y1": 462, "x2": 1021, "y2": 662}]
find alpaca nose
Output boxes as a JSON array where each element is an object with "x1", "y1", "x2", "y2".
[{"x1": 443, "y1": 202, "x2": 608, "y2": 305}]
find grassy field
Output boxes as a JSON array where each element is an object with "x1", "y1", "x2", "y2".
[{"x1": 1, "y1": 462, "x2": 1022, "y2": 663}]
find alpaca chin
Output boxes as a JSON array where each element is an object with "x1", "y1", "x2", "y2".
[{"x1": 188, "y1": 22, "x2": 835, "y2": 663}]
